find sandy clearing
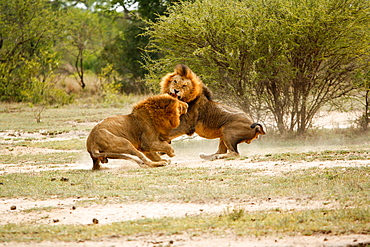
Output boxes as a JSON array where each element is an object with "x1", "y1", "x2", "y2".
[
  {"x1": 1, "y1": 234, "x2": 370, "y2": 247},
  {"x1": 171, "y1": 158, "x2": 370, "y2": 175},
  {"x1": 0, "y1": 196, "x2": 341, "y2": 226},
  {"x1": 2, "y1": 154, "x2": 369, "y2": 175},
  {"x1": 0, "y1": 146, "x2": 79, "y2": 156},
  {"x1": 0, "y1": 130, "x2": 89, "y2": 142}
]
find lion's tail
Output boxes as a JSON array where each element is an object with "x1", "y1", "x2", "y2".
[{"x1": 250, "y1": 123, "x2": 266, "y2": 135}]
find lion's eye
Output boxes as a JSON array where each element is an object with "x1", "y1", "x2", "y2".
[
  {"x1": 173, "y1": 80, "x2": 177, "y2": 84},
  {"x1": 182, "y1": 85, "x2": 187, "y2": 88}
]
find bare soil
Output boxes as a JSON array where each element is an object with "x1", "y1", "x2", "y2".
[{"x1": 1, "y1": 155, "x2": 370, "y2": 246}]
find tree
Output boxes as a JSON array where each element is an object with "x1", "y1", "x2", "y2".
[
  {"x1": 0, "y1": 0, "x2": 68, "y2": 103},
  {"x1": 144, "y1": 0, "x2": 370, "y2": 135},
  {"x1": 100, "y1": 16, "x2": 152, "y2": 93},
  {"x1": 271, "y1": 0, "x2": 370, "y2": 134},
  {"x1": 59, "y1": 8, "x2": 102, "y2": 89},
  {"x1": 356, "y1": 66, "x2": 370, "y2": 131},
  {"x1": 96, "y1": 0, "x2": 180, "y2": 21},
  {"x1": 95, "y1": 0, "x2": 181, "y2": 93}
]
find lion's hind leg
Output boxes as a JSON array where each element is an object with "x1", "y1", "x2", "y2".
[
  {"x1": 209, "y1": 151, "x2": 240, "y2": 160},
  {"x1": 199, "y1": 138, "x2": 239, "y2": 161},
  {"x1": 199, "y1": 139, "x2": 228, "y2": 160},
  {"x1": 91, "y1": 157, "x2": 102, "y2": 170},
  {"x1": 91, "y1": 149, "x2": 168, "y2": 168},
  {"x1": 90, "y1": 130, "x2": 167, "y2": 169}
]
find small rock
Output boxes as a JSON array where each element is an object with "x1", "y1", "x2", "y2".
[
  {"x1": 92, "y1": 218, "x2": 99, "y2": 224},
  {"x1": 60, "y1": 177, "x2": 69, "y2": 182},
  {"x1": 51, "y1": 177, "x2": 56, "y2": 181},
  {"x1": 53, "y1": 219, "x2": 59, "y2": 223},
  {"x1": 10, "y1": 205, "x2": 16, "y2": 210},
  {"x1": 72, "y1": 206, "x2": 76, "y2": 210}
]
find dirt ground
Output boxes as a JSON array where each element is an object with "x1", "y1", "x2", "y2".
[
  {"x1": 1, "y1": 114, "x2": 370, "y2": 246},
  {"x1": 1, "y1": 151, "x2": 370, "y2": 246}
]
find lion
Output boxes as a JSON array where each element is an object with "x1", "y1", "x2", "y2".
[
  {"x1": 86, "y1": 94, "x2": 188, "y2": 170},
  {"x1": 160, "y1": 64, "x2": 265, "y2": 160}
]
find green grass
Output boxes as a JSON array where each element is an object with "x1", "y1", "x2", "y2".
[
  {"x1": 0, "y1": 95, "x2": 146, "y2": 132},
  {"x1": 1, "y1": 139, "x2": 86, "y2": 150},
  {"x1": 0, "y1": 166, "x2": 369, "y2": 206},
  {"x1": 0, "y1": 103, "x2": 130, "y2": 133},
  {"x1": 0, "y1": 152, "x2": 81, "y2": 165},
  {"x1": 257, "y1": 149, "x2": 370, "y2": 162}
]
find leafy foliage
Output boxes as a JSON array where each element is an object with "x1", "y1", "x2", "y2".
[
  {"x1": 100, "y1": 16, "x2": 150, "y2": 93},
  {"x1": 0, "y1": 0, "x2": 70, "y2": 103},
  {"x1": 145, "y1": 0, "x2": 370, "y2": 134}
]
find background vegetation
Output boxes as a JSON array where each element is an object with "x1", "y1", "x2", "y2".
[
  {"x1": 145, "y1": 0, "x2": 370, "y2": 134},
  {"x1": 1, "y1": 0, "x2": 369, "y2": 135}
]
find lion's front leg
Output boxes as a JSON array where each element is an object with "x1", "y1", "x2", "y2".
[
  {"x1": 154, "y1": 141, "x2": 175, "y2": 157},
  {"x1": 140, "y1": 138, "x2": 175, "y2": 158}
]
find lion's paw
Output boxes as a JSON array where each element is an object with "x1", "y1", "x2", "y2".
[
  {"x1": 92, "y1": 166, "x2": 109, "y2": 171},
  {"x1": 167, "y1": 152, "x2": 175, "y2": 158},
  {"x1": 162, "y1": 159, "x2": 171, "y2": 165},
  {"x1": 199, "y1": 153, "x2": 213, "y2": 161},
  {"x1": 147, "y1": 160, "x2": 168, "y2": 168}
]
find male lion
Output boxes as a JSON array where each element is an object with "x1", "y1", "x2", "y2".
[
  {"x1": 160, "y1": 64, "x2": 265, "y2": 160},
  {"x1": 86, "y1": 94, "x2": 188, "y2": 170}
]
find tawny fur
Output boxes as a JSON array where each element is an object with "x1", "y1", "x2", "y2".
[
  {"x1": 159, "y1": 64, "x2": 265, "y2": 160},
  {"x1": 86, "y1": 94, "x2": 188, "y2": 170}
]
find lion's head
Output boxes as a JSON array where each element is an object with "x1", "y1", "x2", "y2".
[
  {"x1": 133, "y1": 94, "x2": 188, "y2": 133},
  {"x1": 160, "y1": 64, "x2": 203, "y2": 103}
]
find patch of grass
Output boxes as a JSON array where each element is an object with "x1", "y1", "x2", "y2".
[
  {"x1": 0, "y1": 152, "x2": 81, "y2": 165},
  {"x1": 255, "y1": 148, "x2": 370, "y2": 162},
  {"x1": 22, "y1": 206, "x2": 55, "y2": 214},
  {"x1": 1, "y1": 95, "x2": 144, "y2": 131},
  {"x1": 9, "y1": 139, "x2": 86, "y2": 150},
  {"x1": 0, "y1": 104, "x2": 130, "y2": 133},
  {"x1": 0, "y1": 167, "x2": 368, "y2": 207},
  {"x1": 0, "y1": 207, "x2": 369, "y2": 242}
]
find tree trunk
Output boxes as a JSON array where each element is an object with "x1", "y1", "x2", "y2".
[
  {"x1": 364, "y1": 89, "x2": 369, "y2": 131},
  {"x1": 75, "y1": 48, "x2": 85, "y2": 89}
]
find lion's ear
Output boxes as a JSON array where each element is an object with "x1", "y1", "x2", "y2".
[{"x1": 174, "y1": 64, "x2": 191, "y2": 77}]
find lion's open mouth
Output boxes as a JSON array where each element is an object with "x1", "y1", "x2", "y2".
[{"x1": 169, "y1": 93, "x2": 181, "y2": 100}]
